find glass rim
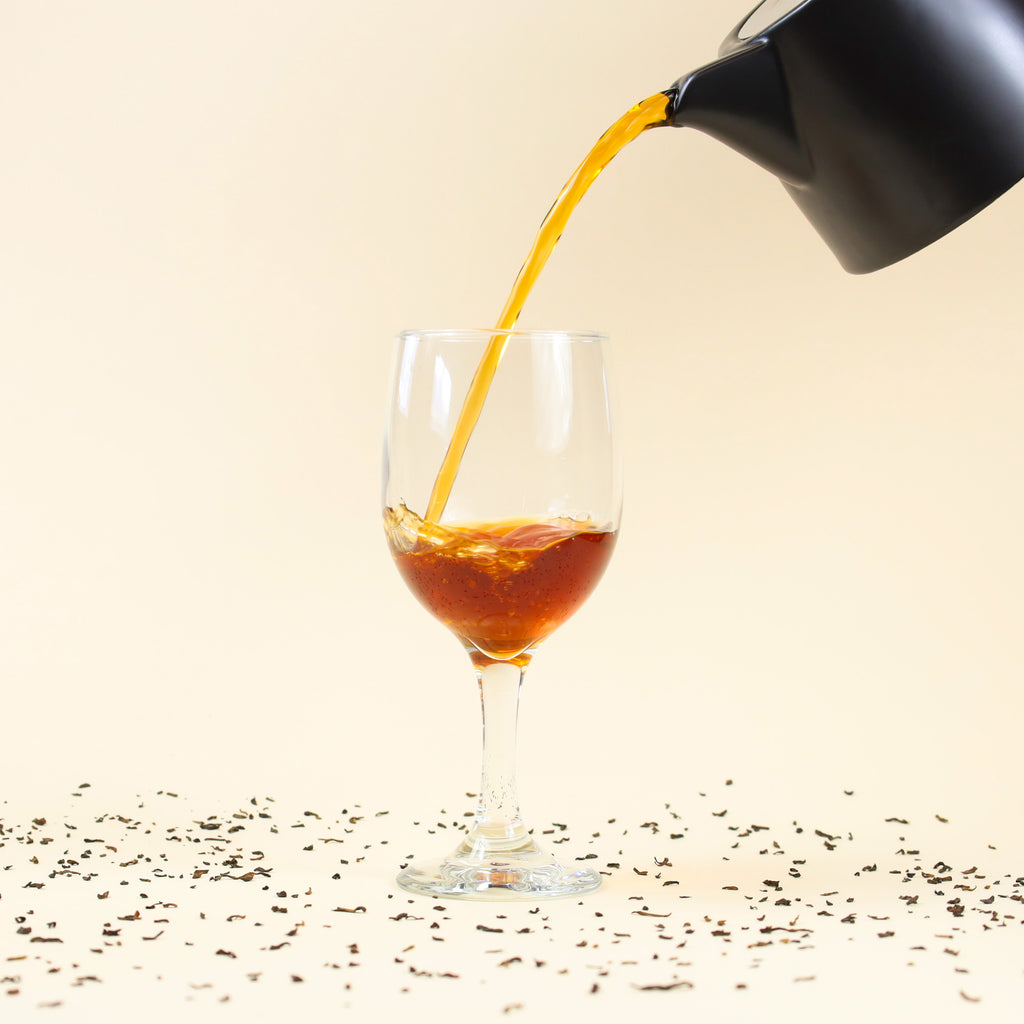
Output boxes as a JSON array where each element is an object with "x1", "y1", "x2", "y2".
[{"x1": 397, "y1": 328, "x2": 609, "y2": 344}]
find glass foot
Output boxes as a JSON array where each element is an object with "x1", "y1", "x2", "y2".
[{"x1": 396, "y1": 836, "x2": 601, "y2": 901}]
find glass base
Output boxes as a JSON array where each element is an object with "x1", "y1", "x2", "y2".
[{"x1": 396, "y1": 836, "x2": 601, "y2": 901}]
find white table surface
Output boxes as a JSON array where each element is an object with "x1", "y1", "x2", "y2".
[{"x1": 2, "y1": 779, "x2": 1020, "y2": 1023}]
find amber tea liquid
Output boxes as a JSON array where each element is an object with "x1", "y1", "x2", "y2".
[
  {"x1": 389, "y1": 92, "x2": 668, "y2": 652},
  {"x1": 423, "y1": 91, "x2": 672, "y2": 522},
  {"x1": 385, "y1": 505, "x2": 616, "y2": 661}
]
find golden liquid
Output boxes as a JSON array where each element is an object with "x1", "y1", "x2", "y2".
[
  {"x1": 384, "y1": 503, "x2": 617, "y2": 661},
  {"x1": 424, "y1": 91, "x2": 671, "y2": 522}
]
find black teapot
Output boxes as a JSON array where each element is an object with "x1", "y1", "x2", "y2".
[{"x1": 666, "y1": 0, "x2": 1024, "y2": 272}]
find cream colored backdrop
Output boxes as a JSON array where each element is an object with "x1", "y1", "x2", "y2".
[{"x1": 2, "y1": 1, "x2": 1022, "y2": 833}]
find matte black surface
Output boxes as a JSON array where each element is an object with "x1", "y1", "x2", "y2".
[{"x1": 666, "y1": 0, "x2": 1024, "y2": 272}]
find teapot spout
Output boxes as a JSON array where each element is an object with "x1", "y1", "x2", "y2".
[{"x1": 667, "y1": 41, "x2": 811, "y2": 186}]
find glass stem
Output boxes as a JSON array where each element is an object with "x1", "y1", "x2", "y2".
[{"x1": 467, "y1": 653, "x2": 533, "y2": 854}]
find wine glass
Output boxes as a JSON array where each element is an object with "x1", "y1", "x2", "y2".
[{"x1": 382, "y1": 328, "x2": 621, "y2": 900}]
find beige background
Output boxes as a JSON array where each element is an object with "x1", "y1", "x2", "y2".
[{"x1": 2, "y1": 0, "x2": 1023, "y2": 833}]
